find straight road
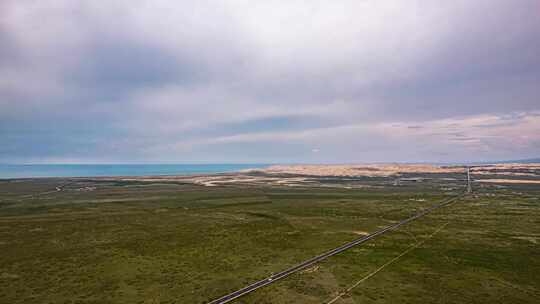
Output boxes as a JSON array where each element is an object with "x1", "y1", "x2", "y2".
[{"x1": 208, "y1": 173, "x2": 471, "y2": 304}]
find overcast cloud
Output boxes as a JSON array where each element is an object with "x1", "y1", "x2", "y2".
[{"x1": 1, "y1": 0, "x2": 539, "y2": 163}]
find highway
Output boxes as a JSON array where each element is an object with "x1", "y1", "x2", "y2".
[{"x1": 208, "y1": 172, "x2": 471, "y2": 304}]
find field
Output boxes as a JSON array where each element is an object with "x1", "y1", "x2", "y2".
[{"x1": 0, "y1": 172, "x2": 539, "y2": 303}]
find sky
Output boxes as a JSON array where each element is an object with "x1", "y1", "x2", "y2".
[{"x1": 1, "y1": 0, "x2": 539, "y2": 164}]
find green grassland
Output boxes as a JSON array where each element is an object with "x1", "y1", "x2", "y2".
[{"x1": 0, "y1": 175, "x2": 538, "y2": 303}]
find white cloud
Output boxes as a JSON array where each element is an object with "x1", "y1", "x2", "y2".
[{"x1": 1, "y1": 1, "x2": 539, "y2": 162}]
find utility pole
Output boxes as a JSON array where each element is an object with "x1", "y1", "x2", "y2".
[{"x1": 467, "y1": 166, "x2": 472, "y2": 193}]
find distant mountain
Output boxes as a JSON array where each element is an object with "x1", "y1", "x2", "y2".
[
  {"x1": 435, "y1": 158, "x2": 540, "y2": 166},
  {"x1": 469, "y1": 158, "x2": 540, "y2": 165}
]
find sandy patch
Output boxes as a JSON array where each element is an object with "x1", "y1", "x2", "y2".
[
  {"x1": 261, "y1": 164, "x2": 465, "y2": 177},
  {"x1": 476, "y1": 179, "x2": 540, "y2": 184},
  {"x1": 512, "y1": 236, "x2": 538, "y2": 244},
  {"x1": 300, "y1": 265, "x2": 320, "y2": 274}
]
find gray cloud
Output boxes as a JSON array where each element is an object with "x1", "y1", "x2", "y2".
[{"x1": 1, "y1": 0, "x2": 539, "y2": 163}]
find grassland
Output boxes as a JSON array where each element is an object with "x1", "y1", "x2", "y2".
[{"x1": 0, "y1": 173, "x2": 539, "y2": 303}]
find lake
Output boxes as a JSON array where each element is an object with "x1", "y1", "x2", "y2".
[{"x1": 0, "y1": 164, "x2": 268, "y2": 179}]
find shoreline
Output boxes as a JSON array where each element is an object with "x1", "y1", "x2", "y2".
[{"x1": 2, "y1": 163, "x2": 539, "y2": 186}]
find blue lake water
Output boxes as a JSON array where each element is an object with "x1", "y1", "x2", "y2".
[{"x1": 0, "y1": 164, "x2": 268, "y2": 179}]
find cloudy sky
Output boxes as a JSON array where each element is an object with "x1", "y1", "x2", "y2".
[{"x1": 1, "y1": 1, "x2": 539, "y2": 164}]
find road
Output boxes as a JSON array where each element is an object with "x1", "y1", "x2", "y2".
[{"x1": 208, "y1": 172, "x2": 472, "y2": 304}]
